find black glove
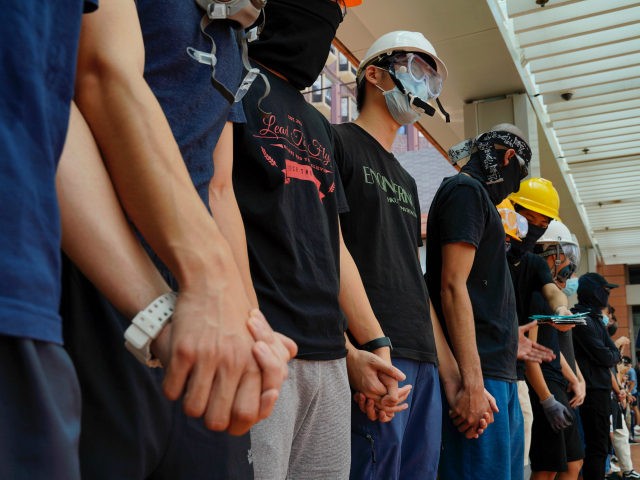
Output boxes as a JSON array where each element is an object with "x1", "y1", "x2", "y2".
[{"x1": 541, "y1": 394, "x2": 573, "y2": 432}]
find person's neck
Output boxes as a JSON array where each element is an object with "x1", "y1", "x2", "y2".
[{"x1": 354, "y1": 103, "x2": 401, "y2": 152}]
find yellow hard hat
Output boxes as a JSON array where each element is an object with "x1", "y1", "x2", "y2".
[
  {"x1": 509, "y1": 177, "x2": 560, "y2": 220},
  {"x1": 497, "y1": 199, "x2": 528, "y2": 241}
]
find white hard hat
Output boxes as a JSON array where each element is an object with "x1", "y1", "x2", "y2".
[
  {"x1": 357, "y1": 31, "x2": 448, "y2": 83},
  {"x1": 537, "y1": 220, "x2": 581, "y2": 267}
]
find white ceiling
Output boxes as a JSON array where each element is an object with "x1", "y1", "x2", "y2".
[{"x1": 337, "y1": 0, "x2": 640, "y2": 266}]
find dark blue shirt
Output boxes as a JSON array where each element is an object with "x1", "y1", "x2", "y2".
[{"x1": 0, "y1": 0, "x2": 98, "y2": 343}]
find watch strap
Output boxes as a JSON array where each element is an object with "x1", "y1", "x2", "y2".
[
  {"x1": 360, "y1": 336, "x2": 393, "y2": 352},
  {"x1": 124, "y1": 292, "x2": 177, "y2": 368}
]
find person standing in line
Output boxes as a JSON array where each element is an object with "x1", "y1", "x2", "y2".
[
  {"x1": 505, "y1": 178, "x2": 575, "y2": 475},
  {"x1": 333, "y1": 30, "x2": 498, "y2": 480},
  {"x1": 426, "y1": 122, "x2": 532, "y2": 480},
  {"x1": 572, "y1": 272, "x2": 624, "y2": 480},
  {"x1": 0, "y1": 2, "x2": 97, "y2": 478},
  {"x1": 60, "y1": 0, "x2": 294, "y2": 478},
  {"x1": 232, "y1": 1, "x2": 407, "y2": 478}
]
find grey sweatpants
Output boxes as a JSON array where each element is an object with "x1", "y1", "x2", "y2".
[{"x1": 250, "y1": 358, "x2": 351, "y2": 480}]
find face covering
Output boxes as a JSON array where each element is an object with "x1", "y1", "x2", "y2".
[
  {"x1": 563, "y1": 277, "x2": 579, "y2": 296},
  {"x1": 607, "y1": 321, "x2": 618, "y2": 336},
  {"x1": 377, "y1": 85, "x2": 421, "y2": 125},
  {"x1": 455, "y1": 130, "x2": 531, "y2": 204},
  {"x1": 248, "y1": 0, "x2": 343, "y2": 90},
  {"x1": 601, "y1": 314, "x2": 610, "y2": 326}
]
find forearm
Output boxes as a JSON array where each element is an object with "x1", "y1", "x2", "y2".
[
  {"x1": 560, "y1": 352, "x2": 579, "y2": 385},
  {"x1": 524, "y1": 325, "x2": 551, "y2": 400},
  {"x1": 543, "y1": 284, "x2": 569, "y2": 314},
  {"x1": 431, "y1": 301, "x2": 461, "y2": 390},
  {"x1": 209, "y1": 123, "x2": 258, "y2": 308},
  {"x1": 441, "y1": 284, "x2": 483, "y2": 387},
  {"x1": 74, "y1": 7, "x2": 238, "y2": 295},
  {"x1": 57, "y1": 102, "x2": 170, "y2": 318},
  {"x1": 339, "y1": 235, "x2": 385, "y2": 349}
]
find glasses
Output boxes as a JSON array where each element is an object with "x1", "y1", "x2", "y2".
[
  {"x1": 390, "y1": 53, "x2": 443, "y2": 98},
  {"x1": 498, "y1": 208, "x2": 529, "y2": 240}
]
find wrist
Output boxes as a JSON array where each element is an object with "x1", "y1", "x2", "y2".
[
  {"x1": 540, "y1": 394, "x2": 556, "y2": 407},
  {"x1": 359, "y1": 336, "x2": 393, "y2": 353}
]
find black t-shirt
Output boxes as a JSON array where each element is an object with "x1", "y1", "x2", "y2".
[
  {"x1": 426, "y1": 174, "x2": 517, "y2": 382},
  {"x1": 233, "y1": 67, "x2": 348, "y2": 360},
  {"x1": 333, "y1": 123, "x2": 437, "y2": 364},
  {"x1": 529, "y1": 291, "x2": 565, "y2": 386},
  {"x1": 510, "y1": 252, "x2": 553, "y2": 379}
]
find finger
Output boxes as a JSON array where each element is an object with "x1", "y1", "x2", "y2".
[
  {"x1": 252, "y1": 341, "x2": 287, "y2": 419},
  {"x1": 177, "y1": 351, "x2": 216, "y2": 417},
  {"x1": 380, "y1": 377, "x2": 399, "y2": 406},
  {"x1": 274, "y1": 332, "x2": 298, "y2": 360},
  {"x1": 520, "y1": 320, "x2": 537, "y2": 333},
  {"x1": 224, "y1": 367, "x2": 262, "y2": 436},
  {"x1": 163, "y1": 340, "x2": 198, "y2": 403},
  {"x1": 374, "y1": 362, "x2": 406, "y2": 382},
  {"x1": 365, "y1": 399, "x2": 377, "y2": 422},
  {"x1": 258, "y1": 388, "x2": 280, "y2": 420}
]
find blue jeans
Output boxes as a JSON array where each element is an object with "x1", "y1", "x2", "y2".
[
  {"x1": 350, "y1": 360, "x2": 441, "y2": 480},
  {"x1": 439, "y1": 378, "x2": 524, "y2": 480}
]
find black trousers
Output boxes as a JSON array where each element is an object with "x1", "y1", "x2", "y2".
[{"x1": 580, "y1": 389, "x2": 611, "y2": 480}]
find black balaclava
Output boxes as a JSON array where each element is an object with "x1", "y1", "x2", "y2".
[
  {"x1": 248, "y1": 0, "x2": 343, "y2": 90},
  {"x1": 459, "y1": 130, "x2": 531, "y2": 205},
  {"x1": 507, "y1": 223, "x2": 547, "y2": 263}
]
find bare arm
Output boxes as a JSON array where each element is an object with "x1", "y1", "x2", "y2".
[
  {"x1": 560, "y1": 352, "x2": 585, "y2": 408},
  {"x1": 524, "y1": 325, "x2": 552, "y2": 402},
  {"x1": 57, "y1": 102, "x2": 170, "y2": 319},
  {"x1": 440, "y1": 242, "x2": 489, "y2": 430},
  {"x1": 209, "y1": 122, "x2": 259, "y2": 308},
  {"x1": 74, "y1": 0, "x2": 284, "y2": 435}
]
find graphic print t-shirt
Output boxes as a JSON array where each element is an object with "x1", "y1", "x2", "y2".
[
  {"x1": 426, "y1": 174, "x2": 517, "y2": 382},
  {"x1": 333, "y1": 123, "x2": 436, "y2": 364},
  {"x1": 233, "y1": 67, "x2": 348, "y2": 360}
]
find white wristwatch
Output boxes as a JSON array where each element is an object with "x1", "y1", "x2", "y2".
[{"x1": 124, "y1": 292, "x2": 177, "y2": 368}]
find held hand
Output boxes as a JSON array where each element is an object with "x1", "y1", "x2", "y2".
[
  {"x1": 346, "y1": 348, "x2": 406, "y2": 402},
  {"x1": 567, "y1": 379, "x2": 586, "y2": 408},
  {"x1": 448, "y1": 381, "x2": 490, "y2": 433},
  {"x1": 160, "y1": 280, "x2": 263, "y2": 436},
  {"x1": 615, "y1": 336, "x2": 631, "y2": 348},
  {"x1": 541, "y1": 394, "x2": 573, "y2": 432},
  {"x1": 247, "y1": 310, "x2": 298, "y2": 421},
  {"x1": 353, "y1": 384, "x2": 412, "y2": 422},
  {"x1": 518, "y1": 321, "x2": 555, "y2": 363}
]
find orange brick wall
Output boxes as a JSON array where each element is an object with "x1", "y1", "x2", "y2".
[{"x1": 598, "y1": 264, "x2": 631, "y2": 352}]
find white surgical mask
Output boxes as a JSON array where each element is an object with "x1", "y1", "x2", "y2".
[{"x1": 377, "y1": 85, "x2": 420, "y2": 125}]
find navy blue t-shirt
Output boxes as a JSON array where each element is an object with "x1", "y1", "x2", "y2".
[
  {"x1": 426, "y1": 174, "x2": 518, "y2": 382},
  {"x1": 233, "y1": 67, "x2": 348, "y2": 360},
  {"x1": 135, "y1": 2, "x2": 245, "y2": 284},
  {"x1": 0, "y1": 0, "x2": 98, "y2": 344}
]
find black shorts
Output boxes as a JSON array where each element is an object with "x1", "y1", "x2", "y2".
[
  {"x1": 60, "y1": 257, "x2": 253, "y2": 480},
  {"x1": 528, "y1": 379, "x2": 585, "y2": 472}
]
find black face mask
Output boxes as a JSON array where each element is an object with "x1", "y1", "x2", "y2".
[
  {"x1": 508, "y1": 223, "x2": 547, "y2": 262},
  {"x1": 484, "y1": 154, "x2": 522, "y2": 205},
  {"x1": 248, "y1": 0, "x2": 343, "y2": 90},
  {"x1": 607, "y1": 322, "x2": 618, "y2": 336}
]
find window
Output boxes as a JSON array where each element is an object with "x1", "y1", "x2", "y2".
[
  {"x1": 311, "y1": 76, "x2": 323, "y2": 103},
  {"x1": 338, "y1": 52, "x2": 349, "y2": 72},
  {"x1": 324, "y1": 77, "x2": 332, "y2": 104},
  {"x1": 630, "y1": 265, "x2": 640, "y2": 284}
]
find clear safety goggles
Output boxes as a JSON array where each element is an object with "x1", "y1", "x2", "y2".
[
  {"x1": 498, "y1": 208, "x2": 529, "y2": 240},
  {"x1": 390, "y1": 53, "x2": 443, "y2": 99}
]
